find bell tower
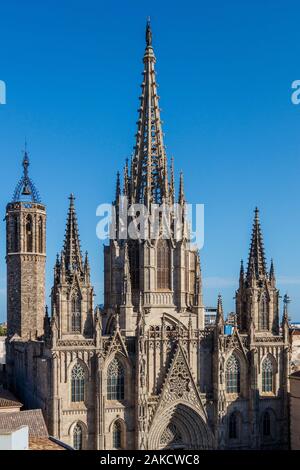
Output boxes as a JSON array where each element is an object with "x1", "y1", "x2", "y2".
[{"x1": 6, "y1": 150, "x2": 46, "y2": 339}]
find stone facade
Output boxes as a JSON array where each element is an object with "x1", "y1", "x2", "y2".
[{"x1": 5, "y1": 21, "x2": 290, "y2": 450}]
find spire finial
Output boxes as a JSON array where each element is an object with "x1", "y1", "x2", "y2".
[
  {"x1": 146, "y1": 17, "x2": 152, "y2": 46},
  {"x1": 270, "y1": 258, "x2": 275, "y2": 280},
  {"x1": 217, "y1": 294, "x2": 223, "y2": 313},
  {"x1": 282, "y1": 293, "x2": 290, "y2": 330},
  {"x1": 216, "y1": 294, "x2": 224, "y2": 326},
  {"x1": 178, "y1": 171, "x2": 185, "y2": 204},
  {"x1": 69, "y1": 193, "x2": 75, "y2": 207},
  {"x1": 283, "y1": 293, "x2": 290, "y2": 315},
  {"x1": 115, "y1": 171, "x2": 121, "y2": 201}
]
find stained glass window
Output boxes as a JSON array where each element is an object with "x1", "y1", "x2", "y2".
[
  {"x1": 226, "y1": 354, "x2": 240, "y2": 394},
  {"x1": 107, "y1": 358, "x2": 124, "y2": 400},
  {"x1": 112, "y1": 421, "x2": 122, "y2": 449},
  {"x1": 71, "y1": 364, "x2": 85, "y2": 402},
  {"x1": 157, "y1": 239, "x2": 170, "y2": 289},
  {"x1": 71, "y1": 296, "x2": 81, "y2": 332},
  {"x1": 73, "y1": 424, "x2": 82, "y2": 450},
  {"x1": 262, "y1": 357, "x2": 273, "y2": 393}
]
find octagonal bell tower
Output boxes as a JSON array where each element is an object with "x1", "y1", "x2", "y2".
[{"x1": 6, "y1": 150, "x2": 46, "y2": 339}]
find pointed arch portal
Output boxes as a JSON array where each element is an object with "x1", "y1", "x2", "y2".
[{"x1": 148, "y1": 403, "x2": 214, "y2": 450}]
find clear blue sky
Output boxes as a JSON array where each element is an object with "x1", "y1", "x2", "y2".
[{"x1": 0, "y1": 0, "x2": 300, "y2": 322}]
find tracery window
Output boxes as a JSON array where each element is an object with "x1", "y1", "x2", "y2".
[
  {"x1": 73, "y1": 424, "x2": 83, "y2": 450},
  {"x1": 160, "y1": 423, "x2": 183, "y2": 448},
  {"x1": 157, "y1": 239, "x2": 171, "y2": 289},
  {"x1": 259, "y1": 294, "x2": 269, "y2": 330},
  {"x1": 26, "y1": 214, "x2": 33, "y2": 252},
  {"x1": 262, "y1": 356, "x2": 274, "y2": 393},
  {"x1": 128, "y1": 241, "x2": 139, "y2": 289},
  {"x1": 107, "y1": 358, "x2": 125, "y2": 400},
  {"x1": 112, "y1": 421, "x2": 122, "y2": 449},
  {"x1": 226, "y1": 354, "x2": 240, "y2": 394},
  {"x1": 71, "y1": 295, "x2": 81, "y2": 333},
  {"x1": 13, "y1": 216, "x2": 19, "y2": 252},
  {"x1": 71, "y1": 363, "x2": 85, "y2": 402}
]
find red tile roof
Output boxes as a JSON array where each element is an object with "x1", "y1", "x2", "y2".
[{"x1": 0, "y1": 409, "x2": 48, "y2": 437}]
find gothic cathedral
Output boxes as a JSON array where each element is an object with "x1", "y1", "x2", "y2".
[{"x1": 5, "y1": 22, "x2": 290, "y2": 450}]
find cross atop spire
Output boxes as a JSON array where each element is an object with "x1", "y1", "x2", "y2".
[
  {"x1": 13, "y1": 146, "x2": 41, "y2": 203},
  {"x1": 247, "y1": 207, "x2": 267, "y2": 279},
  {"x1": 62, "y1": 194, "x2": 83, "y2": 274},
  {"x1": 146, "y1": 17, "x2": 152, "y2": 46},
  {"x1": 130, "y1": 20, "x2": 169, "y2": 206}
]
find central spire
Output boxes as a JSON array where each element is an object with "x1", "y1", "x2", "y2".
[{"x1": 130, "y1": 19, "x2": 169, "y2": 206}]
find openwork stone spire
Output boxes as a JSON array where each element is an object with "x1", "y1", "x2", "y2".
[
  {"x1": 13, "y1": 148, "x2": 41, "y2": 203},
  {"x1": 247, "y1": 207, "x2": 267, "y2": 279},
  {"x1": 130, "y1": 19, "x2": 169, "y2": 206},
  {"x1": 62, "y1": 194, "x2": 83, "y2": 273},
  {"x1": 216, "y1": 294, "x2": 224, "y2": 326}
]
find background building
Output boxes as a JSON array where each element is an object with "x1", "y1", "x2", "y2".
[{"x1": 205, "y1": 307, "x2": 217, "y2": 327}]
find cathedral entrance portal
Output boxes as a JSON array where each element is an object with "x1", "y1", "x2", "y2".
[{"x1": 148, "y1": 403, "x2": 214, "y2": 450}]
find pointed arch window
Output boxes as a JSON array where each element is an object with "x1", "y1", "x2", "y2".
[
  {"x1": 38, "y1": 217, "x2": 43, "y2": 253},
  {"x1": 262, "y1": 357, "x2": 274, "y2": 393},
  {"x1": 259, "y1": 294, "x2": 269, "y2": 330},
  {"x1": 226, "y1": 354, "x2": 240, "y2": 394},
  {"x1": 73, "y1": 423, "x2": 83, "y2": 450},
  {"x1": 112, "y1": 421, "x2": 122, "y2": 449},
  {"x1": 71, "y1": 363, "x2": 85, "y2": 402},
  {"x1": 107, "y1": 358, "x2": 125, "y2": 400},
  {"x1": 25, "y1": 214, "x2": 33, "y2": 252},
  {"x1": 157, "y1": 239, "x2": 171, "y2": 290},
  {"x1": 12, "y1": 216, "x2": 19, "y2": 252},
  {"x1": 128, "y1": 241, "x2": 139, "y2": 290},
  {"x1": 229, "y1": 413, "x2": 239, "y2": 439},
  {"x1": 262, "y1": 411, "x2": 271, "y2": 437},
  {"x1": 71, "y1": 294, "x2": 81, "y2": 333}
]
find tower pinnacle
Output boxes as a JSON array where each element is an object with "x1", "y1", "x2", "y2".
[
  {"x1": 247, "y1": 207, "x2": 267, "y2": 279},
  {"x1": 62, "y1": 194, "x2": 83, "y2": 273}
]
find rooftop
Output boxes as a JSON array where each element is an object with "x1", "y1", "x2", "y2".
[
  {"x1": 0, "y1": 409, "x2": 68, "y2": 450},
  {"x1": 0, "y1": 390, "x2": 22, "y2": 410},
  {"x1": 0, "y1": 409, "x2": 47, "y2": 436}
]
